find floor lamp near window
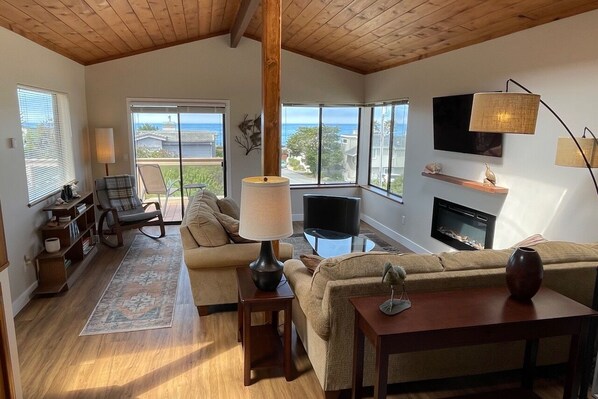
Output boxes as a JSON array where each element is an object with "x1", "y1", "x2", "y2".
[
  {"x1": 95, "y1": 128, "x2": 115, "y2": 176},
  {"x1": 239, "y1": 176, "x2": 293, "y2": 291},
  {"x1": 469, "y1": 79, "x2": 598, "y2": 196}
]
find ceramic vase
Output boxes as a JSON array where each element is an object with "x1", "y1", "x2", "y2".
[{"x1": 506, "y1": 246, "x2": 543, "y2": 300}]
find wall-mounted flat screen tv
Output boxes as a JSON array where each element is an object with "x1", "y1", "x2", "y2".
[{"x1": 433, "y1": 93, "x2": 503, "y2": 157}]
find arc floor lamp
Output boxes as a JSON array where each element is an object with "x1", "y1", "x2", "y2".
[{"x1": 469, "y1": 79, "x2": 598, "y2": 196}]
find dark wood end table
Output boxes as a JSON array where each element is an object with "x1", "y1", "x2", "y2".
[
  {"x1": 350, "y1": 286, "x2": 598, "y2": 399},
  {"x1": 236, "y1": 266, "x2": 294, "y2": 386}
]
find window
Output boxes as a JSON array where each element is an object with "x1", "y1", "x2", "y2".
[
  {"x1": 368, "y1": 101, "x2": 409, "y2": 197},
  {"x1": 282, "y1": 105, "x2": 360, "y2": 185},
  {"x1": 18, "y1": 86, "x2": 75, "y2": 205}
]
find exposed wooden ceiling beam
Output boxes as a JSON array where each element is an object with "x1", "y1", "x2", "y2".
[{"x1": 230, "y1": 0, "x2": 260, "y2": 48}]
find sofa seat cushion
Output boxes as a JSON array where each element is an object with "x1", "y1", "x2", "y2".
[
  {"x1": 440, "y1": 249, "x2": 513, "y2": 271},
  {"x1": 186, "y1": 200, "x2": 230, "y2": 247},
  {"x1": 310, "y1": 252, "x2": 443, "y2": 300},
  {"x1": 185, "y1": 242, "x2": 294, "y2": 269}
]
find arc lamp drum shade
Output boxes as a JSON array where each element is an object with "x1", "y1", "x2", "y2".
[
  {"x1": 469, "y1": 92, "x2": 541, "y2": 134},
  {"x1": 239, "y1": 176, "x2": 293, "y2": 241},
  {"x1": 555, "y1": 137, "x2": 598, "y2": 168},
  {"x1": 95, "y1": 128, "x2": 115, "y2": 164}
]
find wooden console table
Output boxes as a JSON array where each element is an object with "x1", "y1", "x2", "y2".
[{"x1": 351, "y1": 287, "x2": 597, "y2": 399}]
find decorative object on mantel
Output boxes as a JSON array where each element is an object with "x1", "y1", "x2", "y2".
[
  {"x1": 236, "y1": 114, "x2": 261, "y2": 155},
  {"x1": 379, "y1": 262, "x2": 411, "y2": 315},
  {"x1": 484, "y1": 163, "x2": 496, "y2": 186},
  {"x1": 424, "y1": 162, "x2": 442, "y2": 174},
  {"x1": 506, "y1": 246, "x2": 543, "y2": 301},
  {"x1": 421, "y1": 172, "x2": 509, "y2": 194},
  {"x1": 469, "y1": 78, "x2": 598, "y2": 196}
]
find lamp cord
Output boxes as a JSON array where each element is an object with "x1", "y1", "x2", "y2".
[{"x1": 507, "y1": 79, "x2": 598, "y2": 196}]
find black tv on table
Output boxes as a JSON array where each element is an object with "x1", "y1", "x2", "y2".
[{"x1": 433, "y1": 93, "x2": 502, "y2": 157}]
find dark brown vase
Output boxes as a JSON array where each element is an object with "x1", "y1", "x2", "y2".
[{"x1": 506, "y1": 246, "x2": 543, "y2": 300}]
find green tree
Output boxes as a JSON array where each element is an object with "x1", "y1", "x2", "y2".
[
  {"x1": 136, "y1": 147, "x2": 175, "y2": 158},
  {"x1": 286, "y1": 126, "x2": 344, "y2": 180},
  {"x1": 138, "y1": 123, "x2": 158, "y2": 131}
]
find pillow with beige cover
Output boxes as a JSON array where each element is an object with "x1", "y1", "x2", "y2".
[
  {"x1": 185, "y1": 199, "x2": 230, "y2": 247},
  {"x1": 213, "y1": 212, "x2": 255, "y2": 243},
  {"x1": 217, "y1": 197, "x2": 240, "y2": 219}
]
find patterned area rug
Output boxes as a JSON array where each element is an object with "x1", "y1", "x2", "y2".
[{"x1": 80, "y1": 235, "x2": 182, "y2": 336}]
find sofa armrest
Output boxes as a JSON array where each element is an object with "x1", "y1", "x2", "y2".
[{"x1": 184, "y1": 242, "x2": 293, "y2": 270}]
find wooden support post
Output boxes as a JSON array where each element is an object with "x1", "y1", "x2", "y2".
[{"x1": 261, "y1": 0, "x2": 282, "y2": 177}]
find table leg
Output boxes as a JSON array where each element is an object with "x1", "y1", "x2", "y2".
[
  {"x1": 564, "y1": 319, "x2": 589, "y2": 399},
  {"x1": 522, "y1": 338, "x2": 538, "y2": 389},
  {"x1": 284, "y1": 302, "x2": 293, "y2": 381},
  {"x1": 237, "y1": 294, "x2": 242, "y2": 343},
  {"x1": 243, "y1": 304, "x2": 252, "y2": 386},
  {"x1": 352, "y1": 311, "x2": 365, "y2": 399},
  {"x1": 373, "y1": 339, "x2": 390, "y2": 399}
]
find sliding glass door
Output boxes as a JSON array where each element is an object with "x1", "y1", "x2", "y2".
[{"x1": 130, "y1": 101, "x2": 226, "y2": 223}]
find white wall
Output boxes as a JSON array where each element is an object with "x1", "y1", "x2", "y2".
[
  {"x1": 0, "y1": 28, "x2": 89, "y2": 310},
  {"x1": 363, "y1": 10, "x2": 598, "y2": 252},
  {"x1": 85, "y1": 35, "x2": 363, "y2": 201}
]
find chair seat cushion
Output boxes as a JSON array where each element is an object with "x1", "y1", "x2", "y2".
[
  {"x1": 118, "y1": 209, "x2": 162, "y2": 224},
  {"x1": 104, "y1": 175, "x2": 142, "y2": 211}
]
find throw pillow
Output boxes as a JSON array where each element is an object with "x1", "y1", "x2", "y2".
[
  {"x1": 300, "y1": 254, "x2": 324, "y2": 274},
  {"x1": 186, "y1": 201, "x2": 230, "y2": 247},
  {"x1": 217, "y1": 197, "x2": 240, "y2": 220},
  {"x1": 213, "y1": 212, "x2": 255, "y2": 243},
  {"x1": 512, "y1": 234, "x2": 548, "y2": 248}
]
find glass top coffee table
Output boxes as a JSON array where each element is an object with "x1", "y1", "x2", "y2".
[{"x1": 303, "y1": 228, "x2": 375, "y2": 258}]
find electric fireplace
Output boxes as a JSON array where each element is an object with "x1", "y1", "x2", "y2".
[{"x1": 431, "y1": 198, "x2": 496, "y2": 251}]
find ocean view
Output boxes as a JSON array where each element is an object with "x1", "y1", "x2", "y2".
[{"x1": 134, "y1": 122, "x2": 359, "y2": 146}]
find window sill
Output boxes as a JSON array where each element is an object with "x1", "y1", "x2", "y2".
[
  {"x1": 290, "y1": 183, "x2": 359, "y2": 190},
  {"x1": 360, "y1": 185, "x2": 404, "y2": 204}
]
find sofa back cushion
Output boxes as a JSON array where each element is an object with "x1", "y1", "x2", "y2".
[
  {"x1": 185, "y1": 198, "x2": 230, "y2": 247},
  {"x1": 310, "y1": 251, "x2": 443, "y2": 300},
  {"x1": 440, "y1": 249, "x2": 513, "y2": 271},
  {"x1": 440, "y1": 241, "x2": 598, "y2": 271}
]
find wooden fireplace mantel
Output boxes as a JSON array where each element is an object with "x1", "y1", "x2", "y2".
[{"x1": 422, "y1": 172, "x2": 509, "y2": 194}]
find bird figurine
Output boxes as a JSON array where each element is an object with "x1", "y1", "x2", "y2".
[
  {"x1": 379, "y1": 263, "x2": 411, "y2": 315},
  {"x1": 484, "y1": 163, "x2": 496, "y2": 186}
]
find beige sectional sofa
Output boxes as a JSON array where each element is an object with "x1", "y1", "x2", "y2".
[
  {"x1": 283, "y1": 241, "x2": 598, "y2": 396},
  {"x1": 180, "y1": 190, "x2": 293, "y2": 315}
]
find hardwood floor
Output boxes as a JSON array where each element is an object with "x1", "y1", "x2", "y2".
[{"x1": 14, "y1": 226, "x2": 576, "y2": 398}]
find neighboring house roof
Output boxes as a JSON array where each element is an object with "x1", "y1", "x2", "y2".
[{"x1": 136, "y1": 131, "x2": 215, "y2": 144}]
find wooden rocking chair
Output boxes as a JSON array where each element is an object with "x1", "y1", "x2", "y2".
[{"x1": 95, "y1": 175, "x2": 166, "y2": 247}]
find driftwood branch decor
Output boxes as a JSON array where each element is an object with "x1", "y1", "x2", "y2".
[{"x1": 236, "y1": 114, "x2": 261, "y2": 155}]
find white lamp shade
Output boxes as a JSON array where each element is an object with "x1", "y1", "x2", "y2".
[
  {"x1": 555, "y1": 137, "x2": 598, "y2": 168},
  {"x1": 469, "y1": 92, "x2": 540, "y2": 134},
  {"x1": 239, "y1": 176, "x2": 293, "y2": 241},
  {"x1": 95, "y1": 128, "x2": 115, "y2": 164}
]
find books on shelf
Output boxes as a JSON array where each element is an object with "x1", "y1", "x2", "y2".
[
  {"x1": 64, "y1": 258, "x2": 72, "y2": 269},
  {"x1": 69, "y1": 222, "x2": 80, "y2": 239},
  {"x1": 82, "y1": 237, "x2": 92, "y2": 255},
  {"x1": 76, "y1": 204, "x2": 87, "y2": 215}
]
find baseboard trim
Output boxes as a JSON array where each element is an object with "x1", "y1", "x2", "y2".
[
  {"x1": 361, "y1": 215, "x2": 429, "y2": 254},
  {"x1": 13, "y1": 280, "x2": 38, "y2": 316}
]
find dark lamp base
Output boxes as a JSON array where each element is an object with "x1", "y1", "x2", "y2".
[{"x1": 249, "y1": 241, "x2": 283, "y2": 291}]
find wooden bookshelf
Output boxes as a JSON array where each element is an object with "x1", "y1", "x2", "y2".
[{"x1": 422, "y1": 172, "x2": 509, "y2": 194}]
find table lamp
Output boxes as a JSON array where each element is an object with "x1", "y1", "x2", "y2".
[
  {"x1": 95, "y1": 127, "x2": 115, "y2": 176},
  {"x1": 239, "y1": 176, "x2": 293, "y2": 291}
]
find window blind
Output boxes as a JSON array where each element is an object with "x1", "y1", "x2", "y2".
[{"x1": 18, "y1": 86, "x2": 75, "y2": 206}]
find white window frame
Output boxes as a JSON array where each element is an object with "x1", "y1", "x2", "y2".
[{"x1": 18, "y1": 85, "x2": 75, "y2": 206}]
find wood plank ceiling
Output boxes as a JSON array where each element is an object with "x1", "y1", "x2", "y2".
[{"x1": 0, "y1": 0, "x2": 597, "y2": 74}]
